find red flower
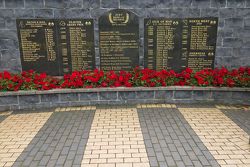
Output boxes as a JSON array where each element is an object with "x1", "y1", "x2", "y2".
[
  {"x1": 226, "y1": 78, "x2": 235, "y2": 87},
  {"x1": 3, "y1": 71, "x2": 11, "y2": 79},
  {"x1": 217, "y1": 77, "x2": 224, "y2": 85},
  {"x1": 0, "y1": 67, "x2": 249, "y2": 91}
]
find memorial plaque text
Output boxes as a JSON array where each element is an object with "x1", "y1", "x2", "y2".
[
  {"x1": 99, "y1": 9, "x2": 139, "y2": 71},
  {"x1": 144, "y1": 18, "x2": 218, "y2": 72},
  {"x1": 17, "y1": 19, "x2": 95, "y2": 76}
]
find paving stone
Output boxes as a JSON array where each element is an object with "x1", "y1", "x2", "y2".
[
  {"x1": 221, "y1": 109, "x2": 250, "y2": 135},
  {"x1": 0, "y1": 112, "x2": 52, "y2": 167},
  {"x1": 81, "y1": 107, "x2": 150, "y2": 166},
  {"x1": 56, "y1": 155, "x2": 67, "y2": 165},
  {"x1": 12, "y1": 110, "x2": 95, "y2": 166},
  {"x1": 1, "y1": 104, "x2": 249, "y2": 166},
  {"x1": 137, "y1": 107, "x2": 219, "y2": 166},
  {"x1": 179, "y1": 107, "x2": 250, "y2": 167},
  {"x1": 39, "y1": 156, "x2": 50, "y2": 166}
]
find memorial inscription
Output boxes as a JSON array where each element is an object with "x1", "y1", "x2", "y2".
[
  {"x1": 99, "y1": 9, "x2": 139, "y2": 71},
  {"x1": 144, "y1": 18, "x2": 218, "y2": 72},
  {"x1": 17, "y1": 19, "x2": 95, "y2": 76}
]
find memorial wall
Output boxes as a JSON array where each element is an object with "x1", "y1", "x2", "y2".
[
  {"x1": 16, "y1": 9, "x2": 218, "y2": 75},
  {"x1": 0, "y1": 0, "x2": 249, "y2": 73}
]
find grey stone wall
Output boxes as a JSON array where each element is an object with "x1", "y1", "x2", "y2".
[
  {"x1": 0, "y1": 87, "x2": 249, "y2": 111},
  {"x1": 0, "y1": 0, "x2": 249, "y2": 72}
]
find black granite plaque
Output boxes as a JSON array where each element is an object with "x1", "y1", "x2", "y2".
[
  {"x1": 16, "y1": 19, "x2": 95, "y2": 76},
  {"x1": 57, "y1": 19, "x2": 95, "y2": 74},
  {"x1": 17, "y1": 19, "x2": 60, "y2": 75},
  {"x1": 144, "y1": 18, "x2": 218, "y2": 72},
  {"x1": 99, "y1": 9, "x2": 139, "y2": 71}
]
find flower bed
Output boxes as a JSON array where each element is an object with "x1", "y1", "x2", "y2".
[{"x1": 0, "y1": 67, "x2": 249, "y2": 91}]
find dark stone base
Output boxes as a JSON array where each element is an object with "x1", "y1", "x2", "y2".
[{"x1": 0, "y1": 86, "x2": 249, "y2": 111}]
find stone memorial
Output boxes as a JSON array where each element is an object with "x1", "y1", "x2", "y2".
[
  {"x1": 99, "y1": 9, "x2": 139, "y2": 71},
  {"x1": 16, "y1": 19, "x2": 95, "y2": 76},
  {"x1": 144, "y1": 18, "x2": 218, "y2": 72}
]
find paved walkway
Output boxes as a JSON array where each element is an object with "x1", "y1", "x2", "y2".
[{"x1": 0, "y1": 104, "x2": 249, "y2": 167}]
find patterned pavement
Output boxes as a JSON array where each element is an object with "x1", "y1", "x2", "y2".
[{"x1": 0, "y1": 104, "x2": 249, "y2": 167}]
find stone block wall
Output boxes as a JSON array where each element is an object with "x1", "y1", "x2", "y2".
[
  {"x1": 0, "y1": 87, "x2": 249, "y2": 111},
  {"x1": 0, "y1": 0, "x2": 249, "y2": 73}
]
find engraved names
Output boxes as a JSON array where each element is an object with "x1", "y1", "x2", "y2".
[
  {"x1": 144, "y1": 18, "x2": 218, "y2": 72},
  {"x1": 17, "y1": 19, "x2": 95, "y2": 76}
]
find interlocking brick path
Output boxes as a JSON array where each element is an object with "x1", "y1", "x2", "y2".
[
  {"x1": 179, "y1": 107, "x2": 250, "y2": 167},
  {"x1": 0, "y1": 104, "x2": 249, "y2": 167},
  {"x1": 0, "y1": 111, "x2": 12, "y2": 123},
  {"x1": 221, "y1": 109, "x2": 250, "y2": 135},
  {"x1": 138, "y1": 107, "x2": 219, "y2": 167},
  {"x1": 82, "y1": 107, "x2": 150, "y2": 167},
  {"x1": 0, "y1": 111, "x2": 52, "y2": 167},
  {"x1": 12, "y1": 110, "x2": 95, "y2": 167}
]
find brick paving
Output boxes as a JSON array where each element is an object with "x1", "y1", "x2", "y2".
[
  {"x1": 82, "y1": 107, "x2": 150, "y2": 167},
  {"x1": 179, "y1": 107, "x2": 250, "y2": 167},
  {"x1": 0, "y1": 111, "x2": 52, "y2": 167},
  {"x1": 0, "y1": 104, "x2": 249, "y2": 167},
  {"x1": 12, "y1": 109, "x2": 95, "y2": 167},
  {"x1": 221, "y1": 108, "x2": 250, "y2": 135},
  {"x1": 138, "y1": 107, "x2": 219, "y2": 167},
  {"x1": 0, "y1": 111, "x2": 12, "y2": 123}
]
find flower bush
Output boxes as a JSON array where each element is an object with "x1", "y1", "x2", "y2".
[{"x1": 0, "y1": 67, "x2": 249, "y2": 91}]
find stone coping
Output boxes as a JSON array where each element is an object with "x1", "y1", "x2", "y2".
[{"x1": 0, "y1": 86, "x2": 249, "y2": 97}]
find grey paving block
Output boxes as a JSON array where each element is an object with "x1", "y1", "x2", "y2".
[
  {"x1": 0, "y1": 115, "x2": 8, "y2": 123},
  {"x1": 137, "y1": 108, "x2": 219, "y2": 166},
  {"x1": 221, "y1": 109, "x2": 250, "y2": 135},
  {"x1": 12, "y1": 110, "x2": 95, "y2": 166},
  {"x1": 39, "y1": 156, "x2": 50, "y2": 166},
  {"x1": 56, "y1": 155, "x2": 67, "y2": 165}
]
